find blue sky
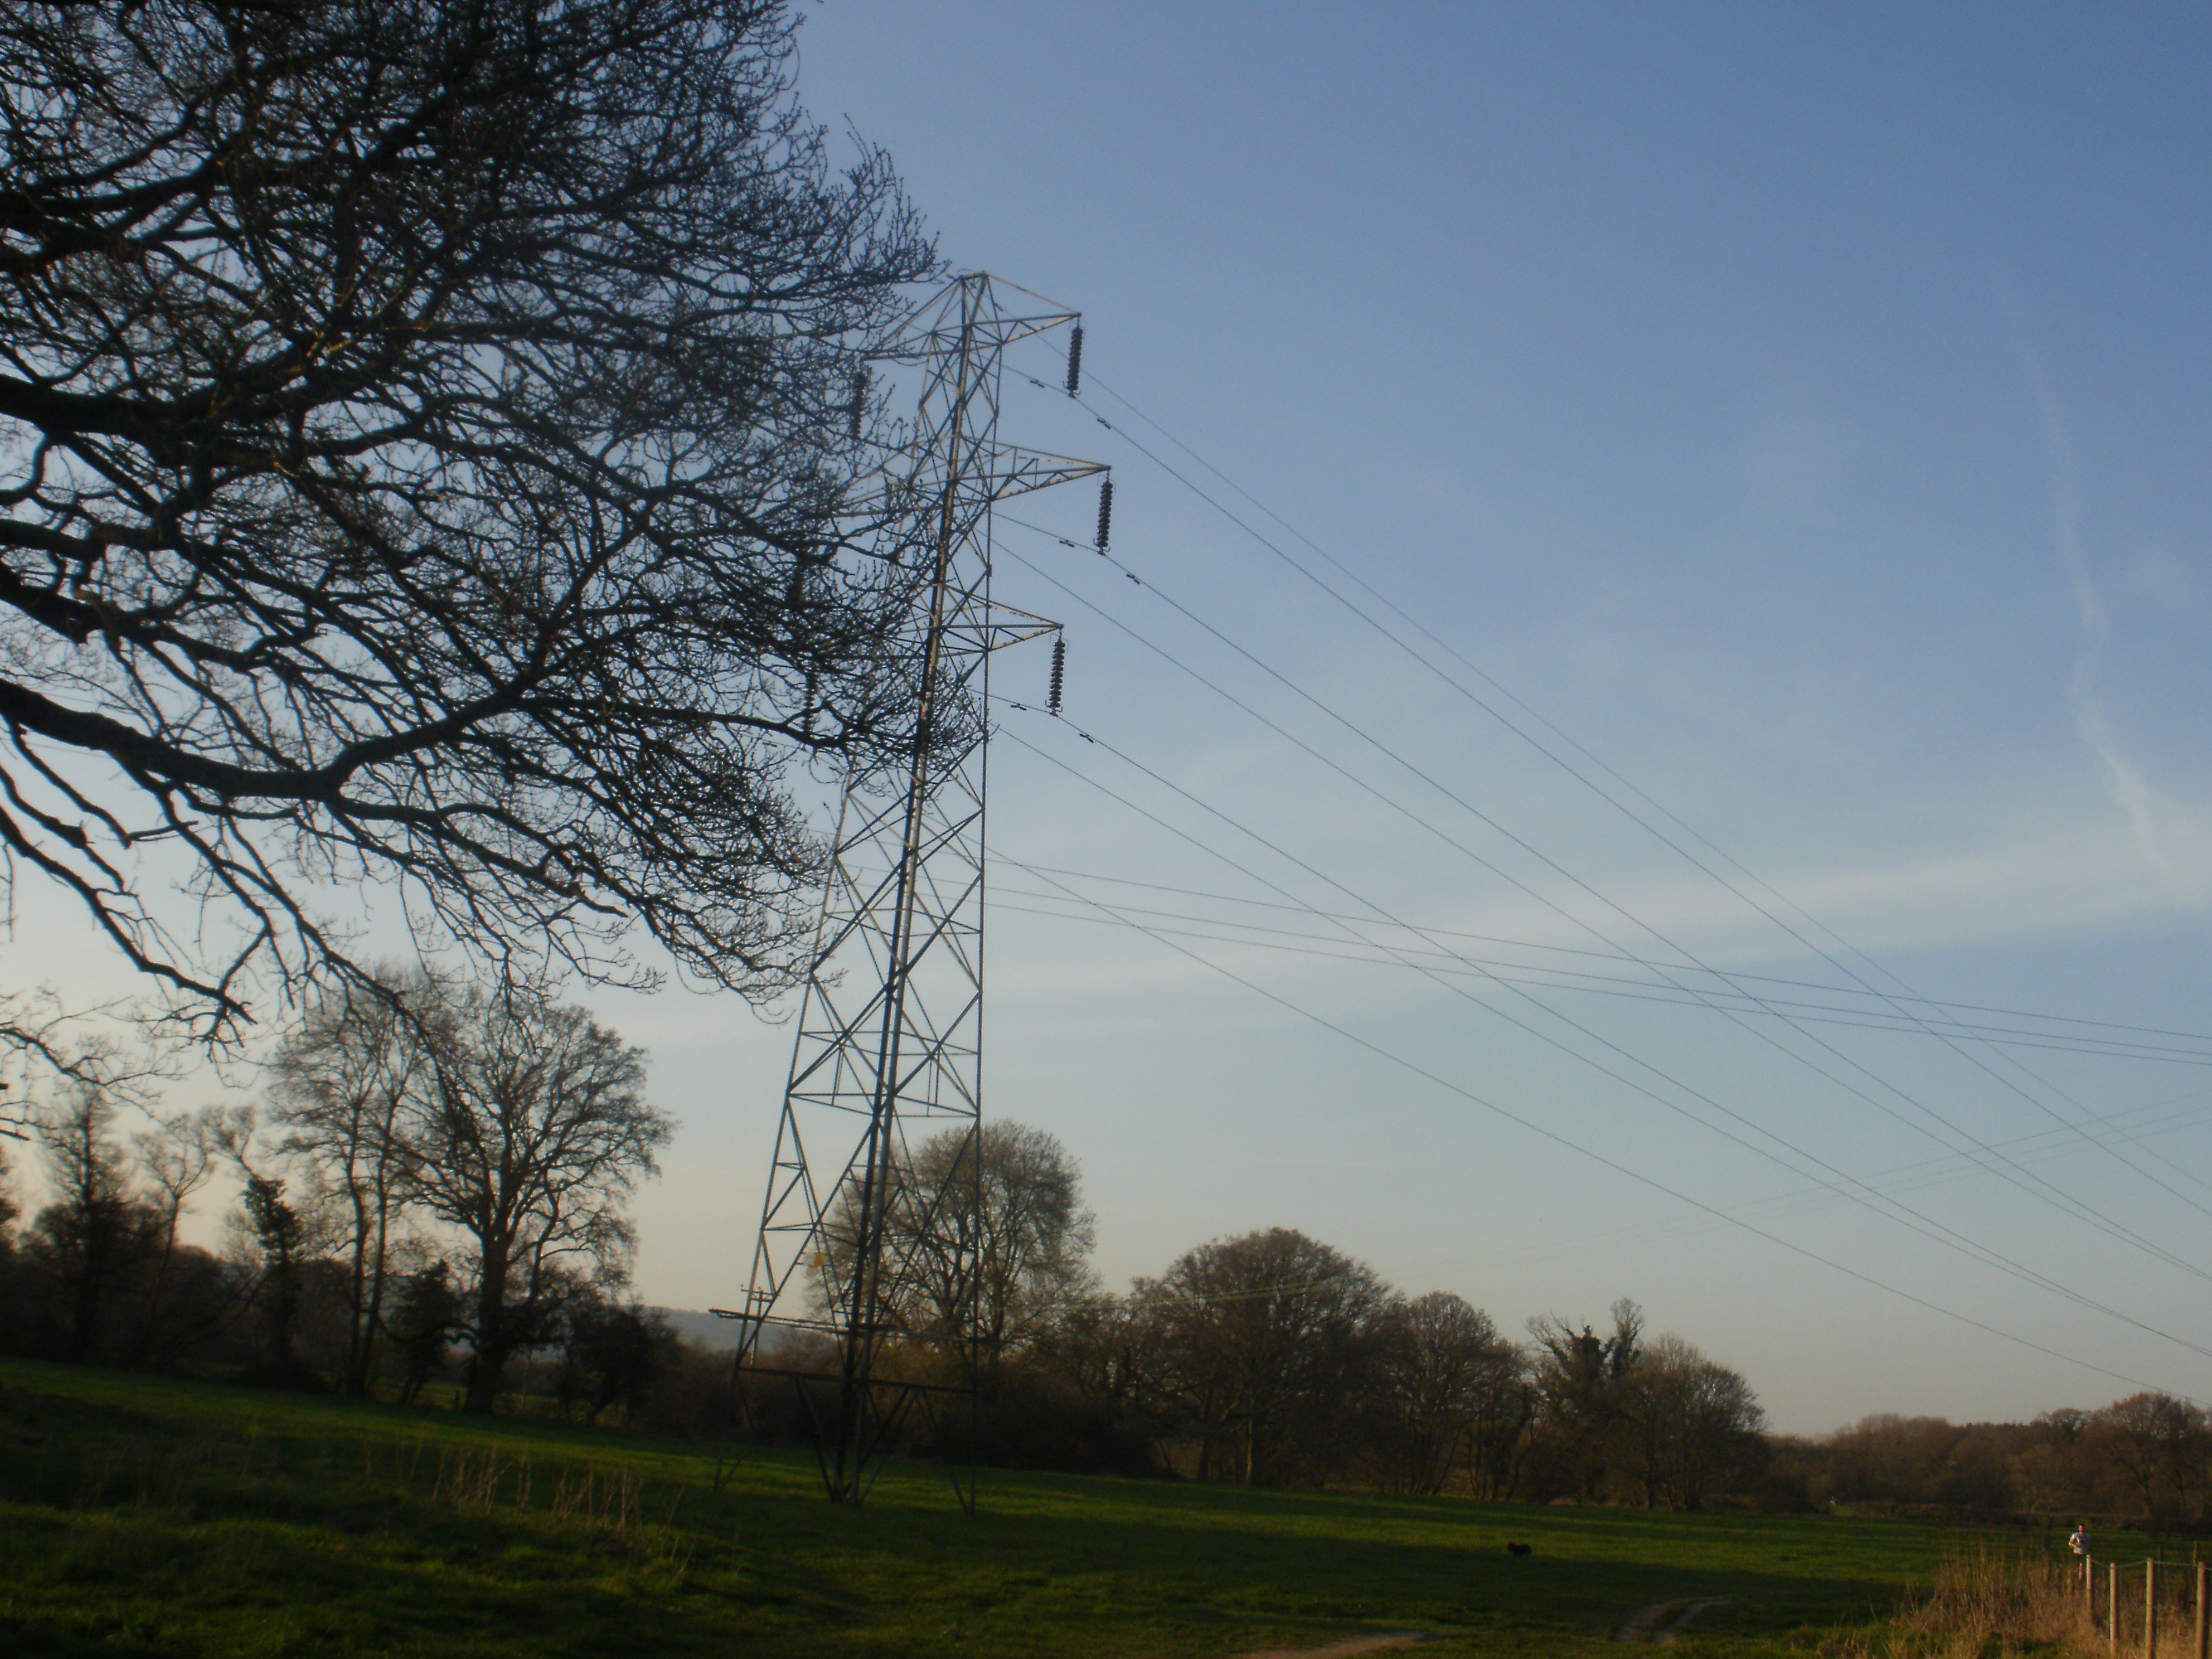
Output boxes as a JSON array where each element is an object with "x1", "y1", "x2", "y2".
[
  {"x1": 20, "y1": 3, "x2": 2212, "y2": 1434},
  {"x1": 713, "y1": 1, "x2": 2212, "y2": 1434}
]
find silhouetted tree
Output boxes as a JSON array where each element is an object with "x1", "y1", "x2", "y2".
[
  {"x1": 1033, "y1": 1292, "x2": 1149, "y2": 1432},
  {"x1": 0, "y1": 998, "x2": 169, "y2": 1144},
  {"x1": 557, "y1": 1297, "x2": 678, "y2": 1425},
  {"x1": 0, "y1": 1141, "x2": 16, "y2": 1253},
  {"x1": 1805, "y1": 1413, "x2": 2027, "y2": 1513},
  {"x1": 408, "y1": 981, "x2": 668, "y2": 1412},
  {"x1": 1630, "y1": 1333, "x2": 1765, "y2": 1511},
  {"x1": 127, "y1": 1107, "x2": 227, "y2": 1365},
  {"x1": 0, "y1": 1142, "x2": 21, "y2": 1348},
  {"x1": 2012, "y1": 1409, "x2": 2099, "y2": 1517},
  {"x1": 1527, "y1": 1298, "x2": 1645, "y2": 1502},
  {"x1": 385, "y1": 1259, "x2": 463, "y2": 1406},
  {"x1": 0, "y1": 0, "x2": 938, "y2": 1040},
  {"x1": 26, "y1": 1083, "x2": 161, "y2": 1361},
  {"x1": 1374, "y1": 1292, "x2": 1530, "y2": 1496},
  {"x1": 1133, "y1": 1228, "x2": 1395, "y2": 1486},
  {"x1": 269, "y1": 973, "x2": 436, "y2": 1394},
  {"x1": 239, "y1": 1176, "x2": 313, "y2": 1370},
  {"x1": 2088, "y1": 1393, "x2": 2209, "y2": 1524},
  {"x1": 819, "y1": 1121, "x2": 1097, "y2": 1367}
]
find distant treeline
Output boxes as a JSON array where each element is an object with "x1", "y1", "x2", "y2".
[
  {"x1": 1, "y1": 1078, "x2": 2198, "y2": 1521},
  {"x1": 0, "y1": 974, "x2": 672, "y2": 1419},
  {"x1": 1770, "y1": 1401, "x2": 2212, "y2": 1527}
]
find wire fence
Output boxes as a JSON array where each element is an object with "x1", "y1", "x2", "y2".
[{"x1": 2078, "y1": 1555, "x2": 2211, "y2": 1658}]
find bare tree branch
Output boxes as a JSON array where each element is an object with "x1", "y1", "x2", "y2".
[
  {"x1": 0, "y1": 1, "x2": 942, "y2": 1042},
  {"x1": 0, "y1": 986, "x2": 173, "y2": 1141}
]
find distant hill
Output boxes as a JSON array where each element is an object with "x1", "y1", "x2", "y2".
[{"x1": 647, "y1": 1307, "x2": 744, "y2": 1352}]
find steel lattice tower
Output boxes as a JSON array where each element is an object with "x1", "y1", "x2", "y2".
[{"x1": 727, "y1": 275, "x2": 1102, "y2": 1505}]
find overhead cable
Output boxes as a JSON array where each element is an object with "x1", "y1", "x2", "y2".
[
  {"x1": 998, "y1": 851, "x2": 2206, "y2": 1405},
  {"x1": 993, "y1": 525, "x2": 2212, "y2": 1269},
  {"x1": 992, "y1": 716, "x2": 2212, "y2": 1359},
  {"x1": 1058, "y1": 366, "x2": 2211, "y2": 1269}
]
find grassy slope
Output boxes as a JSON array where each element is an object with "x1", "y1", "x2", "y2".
[{"x1": 0, "y1": 1359, "x2": 2091, "y2": 1658}]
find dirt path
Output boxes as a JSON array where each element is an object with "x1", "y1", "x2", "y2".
[
  {"x1": 1612, "y1": 1596, "x2": 1732, "y2": 1645},
  {"x1": 1229, "y1": 1587, "x2": 1742, "y2": 1655},
  {"x1": 1229, "y1": 1634, "x2": 1432, "y2": 1658}
]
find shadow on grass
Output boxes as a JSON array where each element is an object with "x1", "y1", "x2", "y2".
[
  {"x1": 0, "y1": 1359, "x2": 1949, "y2": 1658},
  {"x1": 841, "y1": 1477, "x2": 1921, "y2": 1655}
]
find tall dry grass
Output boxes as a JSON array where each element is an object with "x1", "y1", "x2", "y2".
[{"x1": 1820, "y1": 1541, "x2": 2102, "y2": 1658}]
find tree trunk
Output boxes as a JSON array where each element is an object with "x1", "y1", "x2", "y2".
[
  {"x1": 67, "y1": 1235, "x2": 101, "y2": 1362},
  {"x1": 344, "y1": 1177, "x2": 372, "y2": 1393},
  {"x1": 355, "y1": 1180, "x2": 394, "y2": 1398},
  {"x1": 464, "y1": 1246, "x2": 509, "y2": 1413}
]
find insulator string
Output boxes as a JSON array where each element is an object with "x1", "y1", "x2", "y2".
[
  {"x1": 1094, "y1": 477, "x2": 1113, "y2": 552},
  {"x1": 1047, "y1": 633, "x2": 1066, "y2": 715},
  {"x1": 1064, "y1": 323, "x2": 1084, "y2": 396}
]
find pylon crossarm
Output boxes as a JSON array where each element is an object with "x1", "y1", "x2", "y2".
[
  {"x1": 986, "y1": 448, "x2": 1108, "y2": 501},
  {"x1": 972, "y1": 599, "x2": 1061, "y2": 651}
]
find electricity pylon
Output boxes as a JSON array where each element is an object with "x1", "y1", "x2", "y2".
[{"x1": 726, "y1": 274, "x2": 1104, "y2": 1506}]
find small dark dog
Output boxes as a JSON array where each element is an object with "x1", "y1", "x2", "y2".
[{"x1": 1505, "y1": 1542, "x2": 1532, "y2": 1556}]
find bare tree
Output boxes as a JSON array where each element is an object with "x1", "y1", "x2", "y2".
[
  {"x1": 268, "y1": 971, "x2": 434, "y2": 1394},
  {"x1": 2013, "y1": 1408, "x2": 2098, "y2": 1517},
  {"x1": 0, "y1": 991, "x2": 171, "y2": 1142},
  {"x1": 27, "y1": 1080, "x2": 159, "y2": 1360},
  {"x1": 127, "y1": 1106, "x2": 228, "y2": 1362},
  {"x1": 407, "y1": 979, "x2": 670, "y2": 1412},
  {"x1": 1631, "y1": 1333, "x2": 1765, "y2": 1512},
  {"x1": 0, "y1": 1, "x2": 938, "y2": 1041},
  {"x1": 2088, "y1": 1393, "x2": 2209, "y2": 1524},
  {"x1": 1132, "y1": 1228, "x2": 1396, "y2": 1486},
  {"x1": 1527, "y1": 1298, "x2": 1645, "y2": 1502},
  {"x1": 1376, "y1": 1292, "x2": 1530, "y2": 1496},
  {"x1": 819, "y1": 1120, "x2": 1097, "y2": 1365}
]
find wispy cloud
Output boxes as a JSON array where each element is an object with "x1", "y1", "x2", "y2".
[
  {"x1": 2004, "y1": 287, "x2": 2206, "y2": 913},
  {"x1": 981, "y1": 802, "x2": 2205, "y2": 1029},
  {"x1": 1414, "y1": 814, "x2": 2195, "y2": 972}
]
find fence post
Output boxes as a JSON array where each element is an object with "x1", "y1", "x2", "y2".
[
  {"x1": 2149, "y1": 1559, "x2": 2160, "y2": 1659},
  {"x1": 2195, "y1": 1560, "x2": 2206, "y2": 1659},
  {"x1": 2112, "y1": 1560, "x2": 2122, "y2": 1657}
]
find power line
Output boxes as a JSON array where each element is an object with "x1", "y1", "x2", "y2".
[
  {"x1": 990, "y1": 714, "x2": 2212, "y2": 1362},
  {"x1": 1002, "y1": 861, "x2": 2212, "y2": 1051},
  {"x1": 998, "y1": 850, "x2": 2205, "y2": 1405},
  {"x1": 988, "y1": 881, "x2": 2212, "y2": 1239},
  {"x1": 993, "y1": 523, "x2": 2212, "y2": 1274},
  {"x1": 1413, "y1": 1089, "x2": 2212, "y2": 1277},
  {"x1": 1052, "y1": 369, "x2": 2212, "y2": 1249},
  {"x1": 989, "y1": 889, "x2": 2212, "y2": 1065}
]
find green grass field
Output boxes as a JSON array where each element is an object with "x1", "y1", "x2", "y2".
[{"x1": 0, "y1": 1359, "x2": 2102, "y2": 1657}]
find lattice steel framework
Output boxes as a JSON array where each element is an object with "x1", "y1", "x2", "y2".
[{"x1": 728, "y1": 275, "x2": 1102, "y2": 1505}]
